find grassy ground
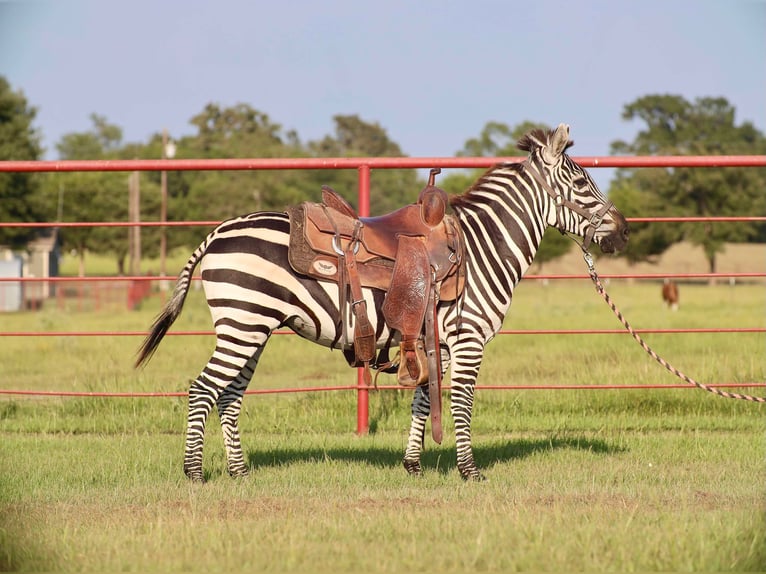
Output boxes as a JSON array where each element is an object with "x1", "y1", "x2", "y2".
[{"x1": 0, "y1": 276, "x2": 764, "y2": 571}]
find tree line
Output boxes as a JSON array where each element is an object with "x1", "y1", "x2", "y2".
[{"x1": 1, "y1": 75, "x2": 764, "y2": 275}]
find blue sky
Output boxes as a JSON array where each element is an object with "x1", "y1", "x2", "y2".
[{"x1": 1, "y1": 0, "x2": 764, "y2": 189}]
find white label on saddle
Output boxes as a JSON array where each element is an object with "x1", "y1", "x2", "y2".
[{"x1": 312, "y1": 259, "x2": 337, "y2": 276}]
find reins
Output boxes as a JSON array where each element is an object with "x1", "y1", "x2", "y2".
[{"x1": 580, "y1": 246, "x2": 765, "y2": 403}]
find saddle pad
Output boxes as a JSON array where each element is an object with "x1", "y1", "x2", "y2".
[{"x1": 286, "y1": 205, "x2": 394, "y2": 287}]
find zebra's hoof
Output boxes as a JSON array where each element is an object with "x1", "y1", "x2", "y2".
[
  {"x1": 459, "y1": 469, "x2": 487, "y2": 482},
  {"x1": 184, "y1": 466, "x2": 206, "y2": 483},
  {"x1": 402, "y1": 459, "x2": 423, "y2": 476},
  {"x1": 228, "y1": 467, "x2": 250, "y2": 479}
]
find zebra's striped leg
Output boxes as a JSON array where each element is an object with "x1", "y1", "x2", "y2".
[
  {"x1": 216, "y1": 381, "x2": 249, "y2": 478},
  {"x1": 403, "y1": 385, "x2": 430, "y2": 476},
  {"x1": 450, "y1": 379, "x2": 485, "y2": 481},
  {"x1": 216, "y1": 352, "x2": 262, "y2": 478},
  {"x1": 184, "y1": 377, "x2": 221, "y2": 482}
]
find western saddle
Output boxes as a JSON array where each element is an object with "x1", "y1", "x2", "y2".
[{"x1": 286, "y1": 169, "x2": 465, "y2": 443}]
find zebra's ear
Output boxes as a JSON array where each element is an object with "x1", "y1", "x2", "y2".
[{"x1": 542, "y1": 124, "x2": 570, "y2": 164}]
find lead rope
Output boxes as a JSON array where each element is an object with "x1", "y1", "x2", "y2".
[{"x1": 581, "y1": 247, "x2": 766, "y2": 403}]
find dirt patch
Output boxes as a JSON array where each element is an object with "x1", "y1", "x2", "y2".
[{"x1": 526, "y1": 493, "x2": 640, "y2": 510}]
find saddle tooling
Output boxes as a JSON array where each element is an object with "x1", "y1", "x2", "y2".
[{"x1": 286, "y1": 169, "x2": 465, "y2": 443}]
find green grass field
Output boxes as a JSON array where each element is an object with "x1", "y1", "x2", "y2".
[{"x1": 1, "y1": 277, "x2": 764, "y2": 571}]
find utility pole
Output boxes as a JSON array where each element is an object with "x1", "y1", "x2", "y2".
[
  {"x1": 128, "y1": 171, "x2": 141, "y2": 276},
  {"x1": 160, "y1": 130, "x2": 168, "y2": 289},
  {"x1": 160, "y1": 129, "x2": 175, "y2": 290}
]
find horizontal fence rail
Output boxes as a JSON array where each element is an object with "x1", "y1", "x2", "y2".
[
  {"x1": 1, "y1": 155, "x2": 764, "y2": 434},
  {"x1": 0, "y1": 382, "x2": 763, "y2": 399},
  {"x1": 2, "y1": 272, "x2": 765, "y2": 283},
  {"x1": 2, "y1": 154, "x2": 765, "y2": 172},
  {"x1": 4, "y1": 215, "x2": 766, "y2": 229},
  {"x1": 2, "y1": 328, "x2": 765, "y2": 339}
]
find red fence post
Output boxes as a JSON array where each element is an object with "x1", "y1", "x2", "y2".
[{"x1": 356, "y1": 164, "x2": 371, "y2": 435}]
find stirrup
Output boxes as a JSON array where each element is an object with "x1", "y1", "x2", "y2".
[{"x1": 396, "y1": 340, "x2": 429, "y2": 387}]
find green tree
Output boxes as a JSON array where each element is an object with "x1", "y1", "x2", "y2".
[
  {"x1": 458, "y1": 120, "x2": 550, "y2": 158},
  {"x1": 0, "y1": 76, "x2": 44, "y2": 248},
  {"x1": 447, "y1": 120, "x2": 574, "y2": 268},
  {"x1": 51, "y1": 114, "x2": 158, "y2": 275},
  {"x1": 606, "y1": 172, "x2": 682, "y2": 264},
  {"x1": 189, "y1": 103, "x2": 293, "y2": 158},
  {"x1": 57, "y1": 113, "x2": 122, "y2": 159},
  {"x1": 312, "y1": 114, "x2": 403, "y2": 157},
  {"x1": 171, "y1": 103, "x2": 305, "y2": 244},
  {"x1": 609, "y1": 94, "x2": 766, "y2": 273},
  {"x1": 308, "y1": 114, "x2": 420, "y2": 215}
]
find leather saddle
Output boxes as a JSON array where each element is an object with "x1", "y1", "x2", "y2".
[{"x1": 286, "y1": 170, "x2": 464, "y2": 442}]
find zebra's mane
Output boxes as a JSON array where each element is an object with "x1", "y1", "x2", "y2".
[
  {"x1": 449, "y1": 129, "x2": 576, "y2": 209},
  {"x1": 449, "y1": 162, "x2": 524, "y2": 208},
  {"x1": 516, "y1": 128, "x2": 575, "y2": 153}
]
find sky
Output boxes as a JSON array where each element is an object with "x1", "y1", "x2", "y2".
[{"x1": 1, "y1": 0, "x2": 765, "y2": 190}]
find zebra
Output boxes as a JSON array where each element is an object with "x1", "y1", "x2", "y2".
[{"x1": 135, "y1": 123, "x2": 629, "y2": 482}]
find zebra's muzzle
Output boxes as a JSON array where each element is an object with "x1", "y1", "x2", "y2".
[{"x1": 597, "y1": 215, "x2": 630, "y2": 254}]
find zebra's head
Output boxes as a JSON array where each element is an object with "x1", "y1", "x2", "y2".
[{"x1": 518, "y1": 124, "x2": 629, "y2": 254}]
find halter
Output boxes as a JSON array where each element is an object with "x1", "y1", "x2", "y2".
[{"x1": 522, "y1": 160, "x2": 613, "y2": 250}]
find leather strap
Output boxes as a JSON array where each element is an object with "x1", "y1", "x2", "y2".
[
  {"x1": 343, "y1": 224, "x2": 376, "y2": 386},
  {"x1": 337, "y1": 245, "x2": 350, "y2": 350},
  {"x1": 324, "y1": 204, "x2": 352, "y2": 350},
  {"x1": 522, "y1": 160, "x2": 612, "y2": 250},
  {"x1": 424, "y1": 276, "x2": 443, "y2": 444}
]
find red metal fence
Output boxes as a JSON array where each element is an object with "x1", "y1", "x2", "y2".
[{"x1": 1, "y1": 155, "x2": 765, "y2": 434}]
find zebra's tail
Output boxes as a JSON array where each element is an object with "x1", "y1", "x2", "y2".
[{"x1": 134, "y1": 239, "x2": 207, "y2": 368}]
